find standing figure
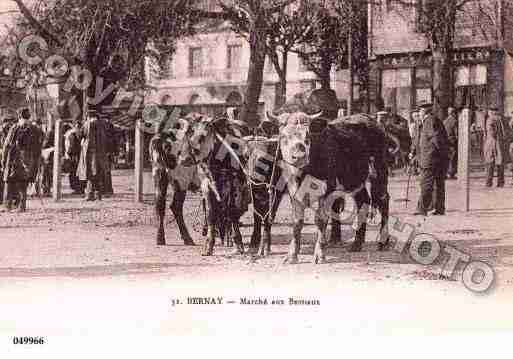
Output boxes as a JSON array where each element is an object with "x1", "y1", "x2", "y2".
[
  {"x1": 64, "y1": 121, "x2": 84, "y2": 194},
  {"x1": 101, "y1": 114, "x2": 116, "y2": 196},
  {"x1": 1, "y1": 108, "x2": 43, "y2": 211},
  {"x1": 77, "y1": 109, "x2": 108, "y2": 201},
  {"x1": 40, "y1": 126, "x2": 55, "y2": 197},
  {"x1": 412, "y1": 103, "x2": 449, "y2": 216},
  {"x1": 444, "y1": 107, "x2": 459, "y2": 180},
  {"x1": 483, "y1": 108, "x2": 510, "y2": 187},
  {"x1": 0, "y1": 113, "x2": 17, "y2": 204}
]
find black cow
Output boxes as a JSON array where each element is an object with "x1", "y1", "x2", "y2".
[{"x1": 265, "y1": 111, "x2": 390, "y2": 264}]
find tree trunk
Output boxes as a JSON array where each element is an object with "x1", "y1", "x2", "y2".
[
  {"x1": 432, "y1": 47, "x2": 451, "y2": 120},
  {"x1": 319, "y1": 55, "x2": 332, "y2": 90},
  {"x1": 240, "y1": 28, "x2": 266, "y2": 127},
  {"x1": 274, "y1": 52, "x2": 288, "y2": 109}
]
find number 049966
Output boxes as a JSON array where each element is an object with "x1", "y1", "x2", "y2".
[{"x1": 12, "y1": 337, "x2": 45, "y2": 344}]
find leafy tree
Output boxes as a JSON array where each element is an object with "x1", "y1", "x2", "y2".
[
  {"x1": 214, "y1": 0, "x2": 297, "y2": 124},
  {"x1": 263, "y1": 2, "x2": 322, "y2": 108},
  {"x1": 11, "y1": 0, "x2": 199, "y2": 116}
]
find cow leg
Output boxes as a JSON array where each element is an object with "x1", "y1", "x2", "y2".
[
  {"x1": 284, "y1": 200, "x2": 305, "y2": 264},
  {"x1": 377, "y1": 192, "x2": 391, "y2": 251},
  {"x1": 258, "y1": 217, "x2": 272, "y2": 257},
  {"x1": 312, "y1": 205, "x2": 329, "y2": 264},
  {"x1": 201, "y1": 198, "x2": 208, "y2": 237},
  {"x1": 154, "y1": 170, "x2": 168, "y2": 246},
  {"x1": 328, "y1": 197, "x2": 343, "y2": 246},
  {"x1": 230, "y1": 219, "x2": 245, "y2": 255},
  {"x1": 170, "y1": 188, "x2": 195, "y2": 246},
  {"x1": 17, "y1": 181, "x2": 28, "y2": 212},
  {"x1": 349, "y1": 187, "x2": 370, "y2": 252},
  {"x1": 201, "y1": 192, "x2": 216, "y2": 256}
]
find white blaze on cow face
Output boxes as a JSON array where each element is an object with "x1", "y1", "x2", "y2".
[
  {"x1": 178, "y1": 118, "x2": 216, "y2": 167},
  {"x1": 279, "y1": 112, "x2": 313, "y2": 169}
]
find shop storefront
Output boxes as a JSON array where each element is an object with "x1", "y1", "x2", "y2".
[{"x1": 372, "y1": 47, "x2": 503, "y2": 119}]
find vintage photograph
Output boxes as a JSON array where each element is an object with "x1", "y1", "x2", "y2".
[{"x1": 0, "y1": 0, "x2": 512, "y2": 355}]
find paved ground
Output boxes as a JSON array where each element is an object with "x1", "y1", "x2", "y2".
[{"x1": 1, "y1": 169, "x2": 512, "y2": 346}]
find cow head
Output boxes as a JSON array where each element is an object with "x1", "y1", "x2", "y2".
[
  {"x1": 267, "y1": 111, "x2": 322, "y2": 169},
  {"x1": 178, "y1": 116, "x2": 217, "y2": 167}
]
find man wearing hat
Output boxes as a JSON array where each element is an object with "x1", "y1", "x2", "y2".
[
  {"x1": 64, "y1": 120, "x2": 84, "y2": 194},
  {"x1": 0, "y1": 112, "x2": 18, "y2": 204},
  {"x1": 444, "y1": 107, "x2": 459, "y2": 179},
  {"x1": 77, "y1": 109, "x2": 108, "y2": 201},
  {"x1": 483, "y1": 107, "x2": 510, "y2": 187},
  {"x1": 412, "y1": 102, "x2": 449, "y2": 216},
  {"x1": 1, "y1": 108, "x2": 43, "y2": 211}
]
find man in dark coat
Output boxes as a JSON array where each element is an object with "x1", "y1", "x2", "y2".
[
  {"x1": 101, "y1": 114, "x2": 117, "y2": 196},
  {"x1": 65, "y1": 121, "x2": 84, "y2": 194},
  {"x1": 0, "y1": 113, "x2": 17, "y2": 204},
  {"x1": 1, "y1": 108, "x2": 43, "y2": 211},
  {"x1": 412, "y1": 103, "x2": 449, "y2": 216},
  {"x1": 444, "y1": 107, "x2": 458, "y2": 179},
  {"x1": 77, "y1": 109, "x2": 108, "y2": 201},
  {"x1": 40, "y1": 126, "x2": 55, "y2": 197},
  {"x1": 484, "y1": 108, "x2": 510, "y2": 187}
]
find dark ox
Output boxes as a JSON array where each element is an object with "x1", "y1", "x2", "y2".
[
  {"x1": 178, "y1": 116, "x2": 250, "y2": 256},
  {"x1": 149, "y1": 113, "x2": 204, "y2": 246},
  {"x1": 265, "y1": 111, "x2": 391, "y2": 264}
]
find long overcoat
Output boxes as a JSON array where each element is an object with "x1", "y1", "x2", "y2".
[
  {"x1": 77, "y1": 117, "x2": 108, "y2": 181},
  {"x1": 1, "y1": 121, "x2": 43, "y2": 183},
  {"x1": 418, "y1": 113, "x2": 449, "y2": 169},
  {"x1": 483, "y1": 113, "x2": 510, "y2": 165}
]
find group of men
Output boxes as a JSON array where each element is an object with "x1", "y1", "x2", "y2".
[
  {"x1": 408, "y1": 102, "x2": 513, "y2": 216},
  {"x1": 0, "y1": 107, "x2": 117, "y2": 211}
]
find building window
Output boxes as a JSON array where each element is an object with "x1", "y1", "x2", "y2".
[
  {"x1": 381, "y1": 68, "x2": 412, "y2": 119},
  {"x1": 227, "y1": 44, "x2": 242, "y2": 69},
  {"x1": 454, "y1": 64, "x2": 488, "y2": 109},
  {"x1": 415, "y1": 67, "x2": 432, "y2": 106},
  {"x1": 189, "y1": 47, "x2": 203, "y2": 77},
  {"x1": 455, "y1": 64, "x2": 487, "y2": 86}
]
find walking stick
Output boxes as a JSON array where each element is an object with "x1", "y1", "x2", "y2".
[{"x1": 405, "y1": 157, "x2": 414, "y2": 208}]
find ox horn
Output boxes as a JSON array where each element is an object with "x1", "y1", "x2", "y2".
[
  {"x1": 309, "y1": 111, "x2": 323, "y2": 120},
  {"x1": 265, "y1": 111, "x2": 279, "y2": 123}
]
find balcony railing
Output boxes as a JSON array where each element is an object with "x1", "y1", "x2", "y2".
[{"x1": 187, "y1": 67, "x2": 249, "y2": 83}]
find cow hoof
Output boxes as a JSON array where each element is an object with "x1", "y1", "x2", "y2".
[
  {"x1": 378, "y1": 237, "x2": 391, "y2": 251},
  {"x1": 313, "y1": 255, "x2": 326, "y2": 264},
  {"x1": 377, "y1": 242, "x2": 389, "y2": 251},
  {"x1": 201, "y1": 252, "x2": 213, "y2": 256},
  {"x1": 157, "y1": 235, "x2": 166, "y2": 246},
  {"x1": 184, "y1": 239, "x2": 195, "y2": 246},
  {"x1": 283, "y1": 255, "x2": 299, "y2": 264},
  {"x1": 349, "y1": 242, "x2": 363, "y2": 252}
]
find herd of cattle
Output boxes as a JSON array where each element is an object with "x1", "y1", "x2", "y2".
[{"x1": 148, "y1": 107, "x2": 400, "y2": 264}]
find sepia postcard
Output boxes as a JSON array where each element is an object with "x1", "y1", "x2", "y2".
[{"x1": 0, "y1": 1, "x2": 512, "y2": 357}]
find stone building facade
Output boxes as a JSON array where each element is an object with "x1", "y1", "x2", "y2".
[
  {"x1": 145, "y1": 3, "x2": 353, "y2": 115},
  {"x1": 367, "y1": 0, "x2": 513, "y2": 119}
]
